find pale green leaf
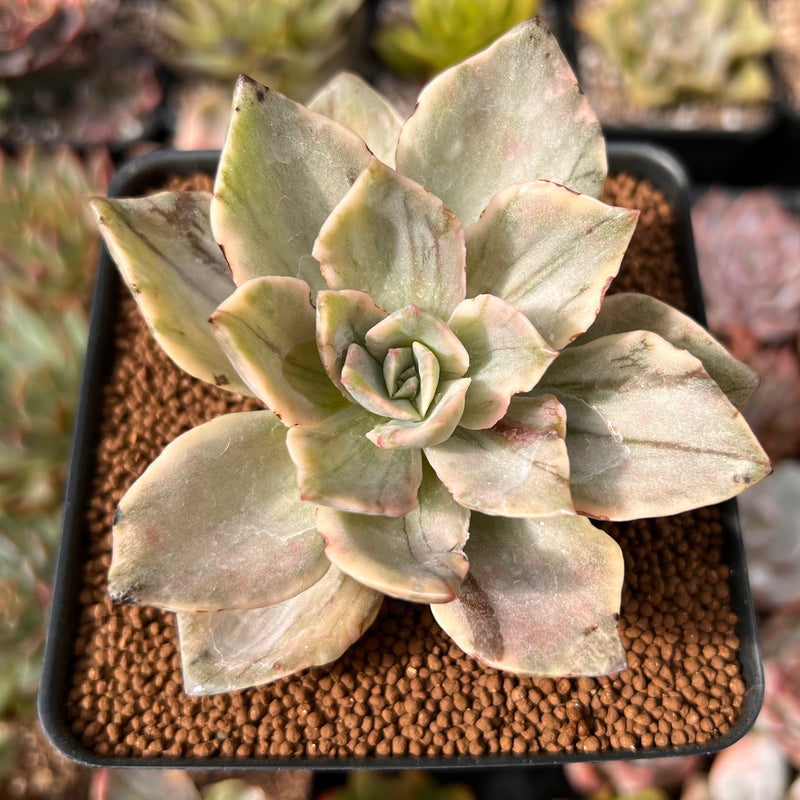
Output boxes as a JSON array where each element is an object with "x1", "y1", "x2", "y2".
[
  {"x1": 178, "y1": 565, "x2": 383, "y2": 695},
  {"x1": 211, "y1": 75, "x2": 371, "y2": 292},
  {"x1": 537, "y1": 331, "x2": 772, "y2": 520},
  {"x1": 465, "y1": 180, "x2": 639, "y2": 349},
  {"x1": 211, "y1": 276, "x2": 347, "y2": 426},
  {"x1": 108, "y1": 411, "x2": 327, "y2": 612},
  {"x1": 432, "y1": 514, "x2": 627, "y2": 676},
  {"x1": 316, "y1": 461, "x2": 469, "y2": 603},
  {"x1": 286, "y1": 404, "x2": 423, "y2": 516},
  {"x1": 90, "y1": 192, "x2": 250, "y2": 396},
  {"x1": 92, "y1": 769, "x2": 201, "y2": 800},
  {"x1": 314, "y1": 158, "x2": 466, "y2": 319},
  {"x1": 396, "y1": 18, "x2": 606, "y2": 227},
  {"x1": 448, "y1": 293, "x2": 557, "y2": 429},
  {"x1": 308, "y1": 72, "x2": 403, "y2": 168}
]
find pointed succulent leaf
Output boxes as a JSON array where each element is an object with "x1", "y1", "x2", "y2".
[
  {"x1": 537, "y1": 331, "x2": 772, "y2": 520},
  {"x1": 575, "y1": 293, "x2": 760, "y2": 409},
  {"x1": 465, "y1": 180, "x2": 639, "y2": 350},
  {"x1": 365, "y1": 304, "x2": 469, "y2": 376},
  {"x1": 316, "y1": 289, "x2": 387, "y2": 401},
  {"x1": 210, "y1": 276, "x2": 347, "y2": 426},
  {"x1": 90, "y1": 192, "x2": 250, "y2": 396},
  {"x1": 412, "y1": 342, "x2": 439, "y2": 415},
  {"x1": 286, "y1": 404, "x2": 423, "y2": 516},
  {"x1": 448, "y1": 294, "x2": 558, "y2": 429},
  {"x1": 108, "y1": 411, "x2": 327, "y2": 612},
  {"x1": 432, "y1": 513, "x2": 626, "y2": 676},
  {"x1": 367, "y1": 378, "x2": 471, "y2": 449},
  {"x1": 178, "y1": 565, "x2": 383, "y2": 695},
  {"x1": 424, "y1": 395, "x2": 574, "y2": 517},
  {"x1": 91, "y1": 769, "x2": 201, "y2": 800},
  {"x1": 211, "y1": 75, "x2": 371, "y2": 292},
  {"x1": 308, "y1": 72, "x2": 404, "y2": 169},
  {"x1": 316, "y1": 461, "x2": 469, "y2": 603},
  {"x1": 395, "y1": 18, "x2": 607, "y2": 227},
  {"x1": 384, "y1": 347, "x2": 416, "y2": 398},
  {"x1": 341, "y1": 343, "x2": 421, "y2": 421},
  {"x1": 314, "y1": 158, "x2": 467, "y2": 319}
]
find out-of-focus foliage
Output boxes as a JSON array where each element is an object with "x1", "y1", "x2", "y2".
[
  {"x1": 373, "y1": 0, "x2": 539, "y2": 78},
  {"x1": 316, "y1": 771, "x2": 475, "y2": 800}
]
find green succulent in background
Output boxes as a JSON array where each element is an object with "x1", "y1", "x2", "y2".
[
  {"x1": 0, "y1": 147, "x2": 111, "y2": 716},
  {"x1": 92, "y1": 20, "x2": 769, "y2": 697},
  {"x1": 575, "y1": 0, "x2": 775, "y2": 108},
  {"x1": 374, "y1": 0, "x2": 539, "y2": 78},
  {"x1": 158, "y1": 0, "x2": 366, "y2": 101}
]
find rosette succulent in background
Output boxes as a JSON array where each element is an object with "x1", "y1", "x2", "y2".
[
  {"x1": 90, "y1": 19, "x2": 770, "y2": 697},
  {"x1": 0, "y1": 0, "x2": 162, "y2": 148}
]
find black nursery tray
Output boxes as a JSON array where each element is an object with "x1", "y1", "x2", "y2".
[{"x1": 39, "y1": 143, "x2": 764, "y2": 769}]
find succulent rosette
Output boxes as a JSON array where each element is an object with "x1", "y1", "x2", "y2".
[{"x1": 91, "y1": 19, "x2": 770, "y2": 695}]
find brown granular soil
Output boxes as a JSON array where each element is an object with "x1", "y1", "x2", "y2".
[{"x1": 65, "y1": 172, "x2": 747, "y2": 762}]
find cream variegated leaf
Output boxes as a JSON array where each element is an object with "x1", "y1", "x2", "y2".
[
  {"x1": 465, "y1": 180, "x2": 639, "y2": 350},
  {"x1": 178, "y1": 565, "x2": 383, "y2": 695},
  {"x1": 108, "y1": 411, "x2": 327, "y2": 612},
  {"x1": 432, "y1": 514, "x2": 627, "y2": 677},
  {"x1": 90, "y1": 192, "x2": 250, "y2": 396},
  {"x1": 576, "y1": 292, "x2": 760, "y2": 409},
  {"x1": 309, "y1": 73, "x2": 403, "y2": 168},
  {"x1": 211, "y1": 276, "x2": 348, "y2": 426},
  {"x1": 537, "y1": 330, "x2": 772, "y2": 520},
  {"x1": 396, "y1": 18, "x2": 607, "y2": 227},
  {"x1": 424, "y1": 395, "x2": 574, "y2": 517},
  {"x1": 314, "y1": 158, "x2": 467, "y2": 320},
  {"x1": 211, "y1": 75, "x2": 371, "y2": 292},
  {"x1": 316, "y1": 461, "x2": 469, "y2": 603}
]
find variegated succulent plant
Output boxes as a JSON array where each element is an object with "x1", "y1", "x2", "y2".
[{"x1": 91, "y1": 19, "x2": 770, "y2": 696}]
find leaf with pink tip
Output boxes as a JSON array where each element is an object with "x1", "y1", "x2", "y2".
[
  {"x1": 90, "y1": 192, "x2": 250, "y2": 396},
  {"x1": 367, "y1": 378, "x2": 471, "y2": 449},
  {"x1": 424, "y1": 395, "x2": 574, "y2": 517},
  {"x1": 396, "y1": 18, "x2": 606, "y2": 227},
  {"x1": 537, "y1": 331, "x2": 772, "y2": 520},
  {"x1": 365, "y1": 304, "x2": 469, "y2": 376},
  {"x1": 108, "y1": 411, "x2": 327, "y2": 612},
  {"x1": 286, "y1": 404, "x2": 423, "y2": 516},
  {"x1": 576, "y1": 292, "x2": 760, "y2": 409},
  {"x1": 210, "y1": 276, "x2": 347, "y2": 426},
  {"x1": 313, "y1": 158, "x2": 466, "y2": 320},
  {"x1": 211, "y1": 75, "x2": 371, "y2": 292},
  {"x1": 431, "y1": 514, "x2": 626, "y2": 676},
  {"x1": 177, "y1": 565, "x2": 383, "y2": 695},
  {"x1": 309, "y1": 72, "x2": 403, "y2": 168},
  {"x1": 316, "y1": 289, "x2": 388, "y2": 401},
  {"x1": 465, "y1": 180, "x2": 639, "y2": 350},
  {"x1": 316, "y1": 461, "x2": 469, "y2": 603},
  {"x1": 448, "y1": 294, "x2": 558, "y2": 429}
]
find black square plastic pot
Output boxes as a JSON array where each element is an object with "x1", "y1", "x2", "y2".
[{"x1": 39, "y1": 143, "x2": 764, "y2": 769}]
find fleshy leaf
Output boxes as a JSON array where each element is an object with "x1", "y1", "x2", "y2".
[
  {"x1": 464, "y1": 180, "x2": 639, "y2": 350},
  {"x1": 308, "y1": 72, "x2": 403, "y2": 169},
  {"x1": 108, "y1": 411, "x2": 327, "y2": 612},
  {"x1": 424, "y1": 395, "x2": 574, "y2": 517},
  {"x1": 211, "y1": 276, "x2": 347, "y2": 426},
  {"x1": 316, "y1": 289, "x2": 387, "y2": 401},
  {"x1": 395, "y1": 18, "x2": 606, "y2": 227},
  {"x1": 576, "y1": 292, "x2": 760, "y2": 409},
  {"x1": 91, "y1": 769, "x2": 201, "y2": 800},
  {"x1": 286, "y1": 404, "x2": 423, "y2": 516},
  {"x1": 178, "y1": 565, "x2": 383, "y2": 695},
  {"x1": 413, "y1": 342, "x2": 439, "y2": 415},
  {"x1": 313, "y1": 158, "x2": 466, "y2": 320},
  {"x1": 90, "y1": 192, "x2": 250, "y2": 396},
  {"x1": 316, "y1": 461, "x2": 469, "y2": 603},
  {"x1": 432, "y1": 514, "x2": 626, "y2": 676},
  {"x1": 211, "y1": 75, "x2": 371, "y2": 292},
  {"x1": 537, "y1": 331, "x2": 772, "y2": 520},
  {"x1": 341, "y1": 343, "x2": 420, "y2": 421},
  {"x1": 448, "y1": 294, "x2": 558, "y2": 429},
  {"x1": 365, "y1": 304, "x2": 469, "y2": 376},
  {"x1": 367, "y1": 378, "x2": 471, "y2": 449}
]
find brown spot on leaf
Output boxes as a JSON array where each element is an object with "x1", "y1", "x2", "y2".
[
  {"x1": 459, "y1": 574, "x2": 503, "y2": 660},
  {"x1": 214, "y1": 374, "x2": 229, "y2": 386},
  {"x1": 584, "y1": 624, "x2": 599, "y2": 635}
]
